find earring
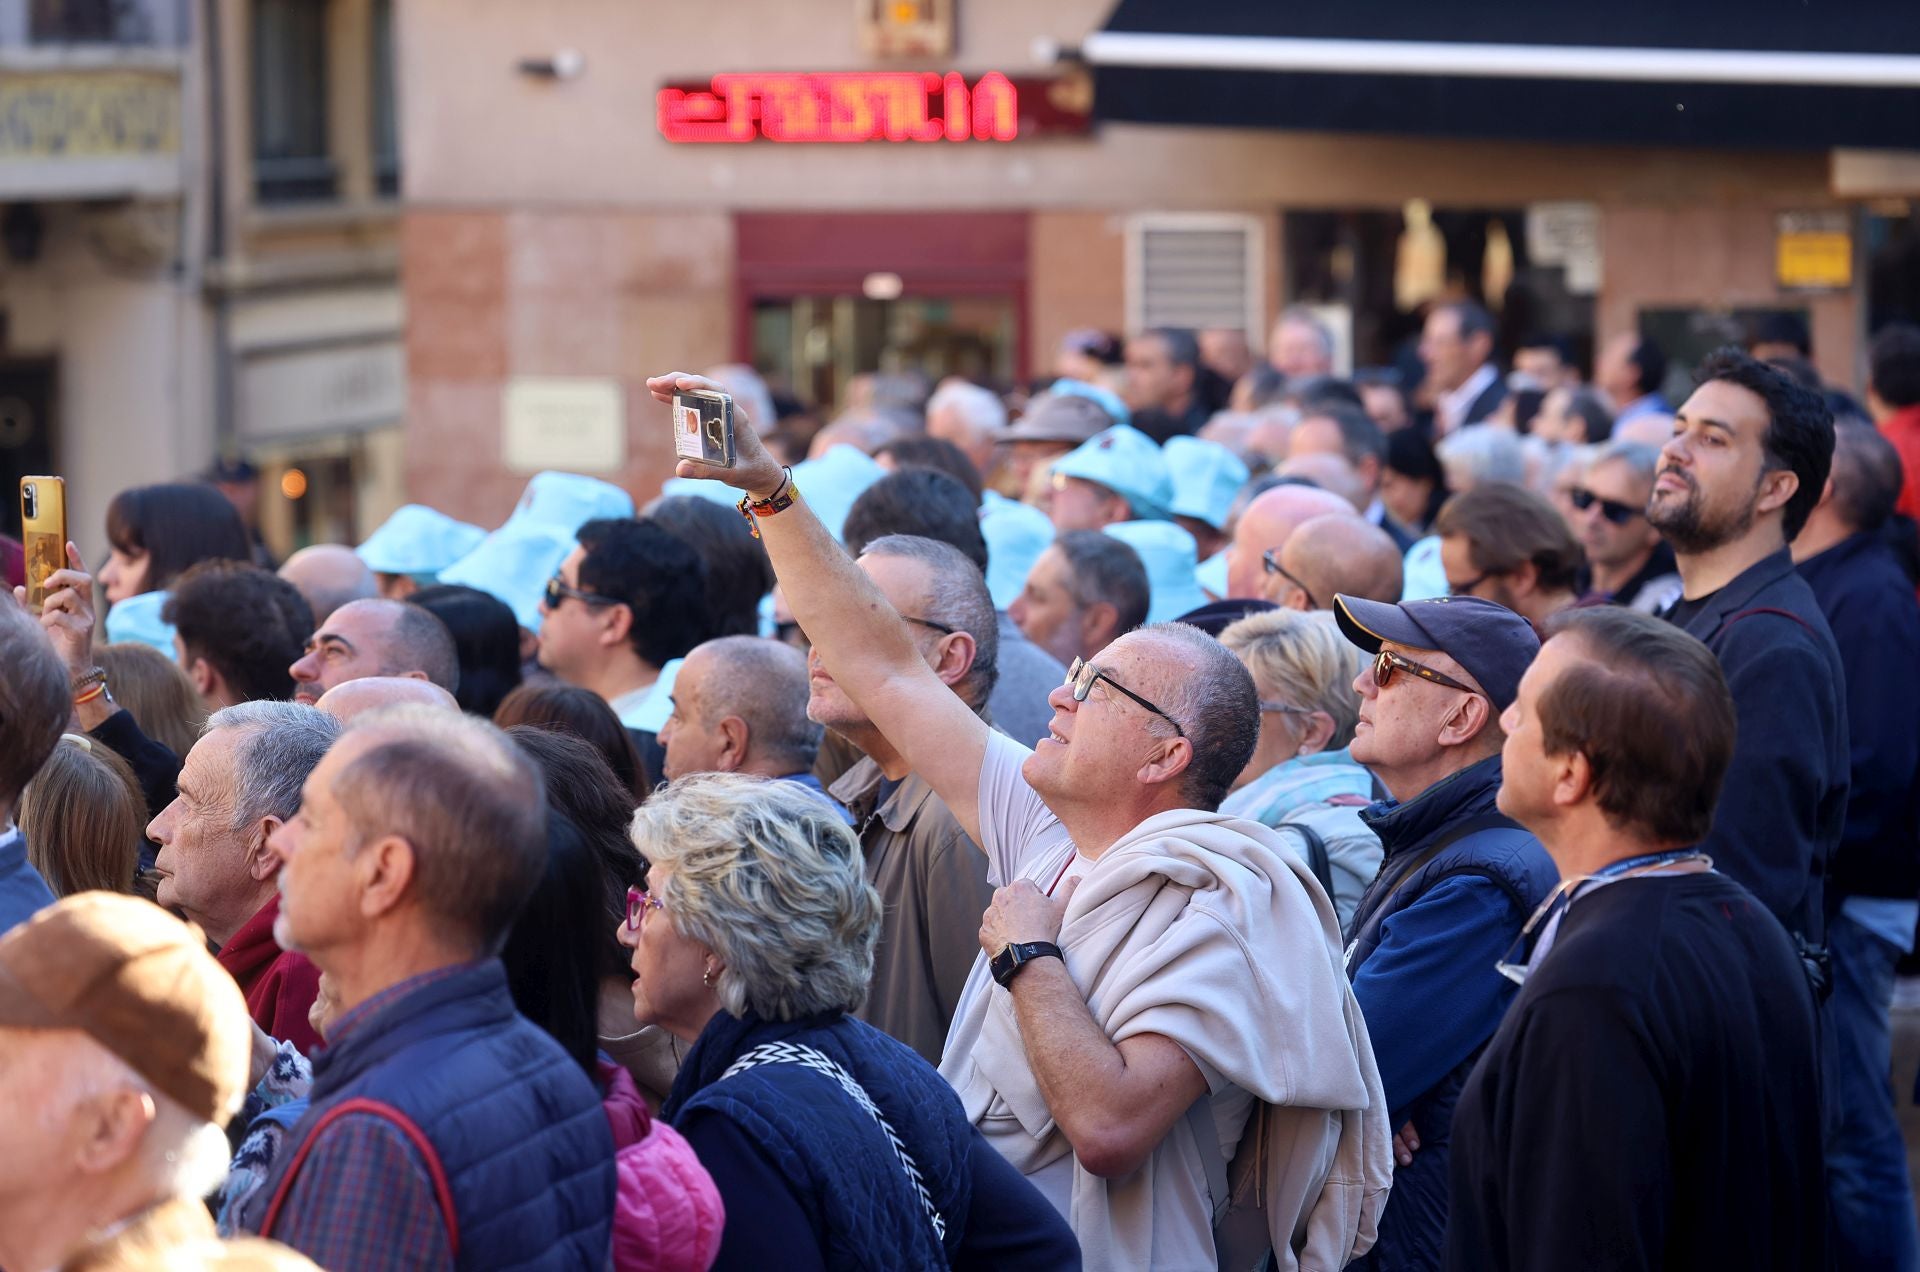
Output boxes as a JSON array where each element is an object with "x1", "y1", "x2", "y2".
[{"x1": 702, "y1": 963, "x2": 716, "y2": 988}]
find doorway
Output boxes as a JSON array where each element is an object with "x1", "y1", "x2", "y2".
[{"x1": 0, "y1": 357, "x2": 57, "y2": 540}]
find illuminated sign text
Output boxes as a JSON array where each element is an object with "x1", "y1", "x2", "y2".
[{"x1": 658, "y1": 72, "x2": 1018, "y2": 144}]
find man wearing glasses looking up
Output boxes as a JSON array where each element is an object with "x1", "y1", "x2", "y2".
[
  {"x1": 1569, "y1": 442, "x2": 1682, "y2": 613},
  {"x1": 1330, "y1": 592, "x2": 1558, "y2": 1272},
  {"x1": 648, "y1": 371, "x2": 1392, "y2": 1272}
]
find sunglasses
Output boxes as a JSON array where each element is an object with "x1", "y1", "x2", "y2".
[
  {"x1": 1261, "y1": 549, "x2": 1318, "y2": 610},
  {"x1": 1448, "y1": 570, "x2": 1498, "y2": 597},
  {"x1": 904, "y1": 615, "x2": 956, "y2": 637},
  {"x1": 545, "y1": 575, "x2": 620, "y2": 611},
  {"x1": 1568, "y1": 487, "x2": 1643, "y2": 525},
  {"x1": 1371, "y1": 648, "x2": 1481, "y2": 697},
  {"x1": 1065, "y1": 656, "x2": 1185, "y2": 738},
  {"x1": 625, "y1": 885, "x2": 664, "y2": 932}
]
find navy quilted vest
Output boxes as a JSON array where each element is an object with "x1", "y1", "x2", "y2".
[
  {"x1": 258, "y1": 959, "x2": 615, "y2": 1270},
  {"x1": 665, "y1": 1010, "x2": 974, "y2": 1270}
]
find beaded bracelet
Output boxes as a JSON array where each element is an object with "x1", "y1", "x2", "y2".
[{"x1": 736, "y1": 468, "x2": 800, "y2": 540}]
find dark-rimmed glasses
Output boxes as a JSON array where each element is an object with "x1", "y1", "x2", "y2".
[
  {"x1": 1261, "y1": 549, "x2": 1317, "y2": 610},
  {"x1": 625, "y1": 885, "x2": 664, "y2": 932},
  {"x1": 904, "y1": 615, "x2": 956, "y2": 636},
  {"x1": 1065, "y1": 656, "x2": 1185, "y2": 738},
  {"x1": 546, "y1": 575, "x2": 620, "y2": 611},
  {"x1": 1568, "y1": 487, "x2": 1643, "y2": 525},
  {"x1": 1259, "y1": 700, "x2": 1313, "y2": 717},
  {"x1": 1447, "y1": 570, "x2": 1498, "y2": 597},
  {"x1": 1371, "y1": 648, "x2": 1481, "y2": 697}
]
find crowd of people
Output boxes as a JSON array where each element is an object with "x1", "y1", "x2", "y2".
[{"x1": 3, "y1": 306, "x2": 1920, "y2": 1270}]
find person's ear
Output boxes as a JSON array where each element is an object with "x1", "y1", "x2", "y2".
[
  {"x1": 716, "y1": 716, "x2": 751, "y2": 771},
  {"x1": 601, "y1": 601, "x2": 635, "y2": 650},
  {"x1": 74, "y1": 1086, "x2": 154, "y2": 1175},
  {"x1": 356, "y1": 833, "x2": 418, "y2": 921},
  {"x1": 1756, "y1": 468, "x2": 1799, "y2": 520},
  {"x1": 247, "y1": 815, "x2": 285, "y2": 883},
  {"x1": 1815, "y1": 475, "x2": 1837, "y2": 511},
  {"x1": 1509, "y1": 560, "x2": 1541, "y2": 599},
  {"x1": 928, "y1": 630, "x2": 978, "y2": 693},
  {"x1": 188, "y1": 657, "x2": 216, "y2": 700},
  {"x1": 1136, "y1": 734, "x2": 1193, "y2": 790},
  {"x1": 1555, "y1": 748, "x2": 1591, "y2": 809},
  {"x1": 1079, "y1": 601, "x2": 1120, "y2": 648},
  {"x1": 1437, "y1": 693, "x2": 1495, "y2": 750},
  {"x1": 1297, "y1": 710, "x2": 1338, "y2": 755}
]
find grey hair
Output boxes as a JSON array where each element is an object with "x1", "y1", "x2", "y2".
[
  {"x1": 1275, "y1": 306, "x2": 1335, "y2": 358},
  {"x1": 1139, "y1": 623, "x2": 1260, "y2": 811},
  {"x1": 1829, "y1": 420, "x2": 1905, "y2": 534},
  {"x1": 1437, "y1": 424, "x2": 1527, "y2": 488},
  {"x1": 1219, "y1": 609, "x2": 1366, "y2": 749},
  {"x1": 927, "y1": 382, "x2": 1007, "y2": 438},
  {"x1": 1054, "y1": 531, "x2": 1150, "y2": 635},
  {"x1": 689, "y1": 636, "x2": 823, "y2": 771},
  {"x1": 859, "y1": 534, "x2": 999, "y2": 707},
  {"x1": 206, "y1": 701, "x2": 342, "y2": 831},
  {"x1": 1588, "y1": 440, "x2": 1662, "y2": 490},
  {"x1": 633, "y1": 773, "x2": 881, "y2": 1020}
]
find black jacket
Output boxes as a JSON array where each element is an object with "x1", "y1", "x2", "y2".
[
  {"x1": 1799, "y1": 533, "x2": 1920, "y2": 899},
  {"x1": 1664, "y1": 549, "x2": 1849, "y2": 942}
]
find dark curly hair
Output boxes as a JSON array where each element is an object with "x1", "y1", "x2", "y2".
[
  {"x1": 1695, "y1": 347, "x2": 1834, "y2": 541},
  {"x1": 575, "y1": 518, "x2": 712, "y2": 670},
  {"x1": 163, "y1": 561, "x2": 314, "y2": 702}
]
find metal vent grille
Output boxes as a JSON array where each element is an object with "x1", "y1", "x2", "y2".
[{"x1": 1127, "y1": 215, "x2": 1262, "y2": 334}]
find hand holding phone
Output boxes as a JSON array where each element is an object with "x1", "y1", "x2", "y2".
[
  {"x1": 672, "y1": 389, "x2": 737, "y2": 469},
  {"x1": 648, "y1": 372, "x2": 786, "y2": 499},
  {"x1": 20, "y1": 476, "x2": 67, "y2": 614}
]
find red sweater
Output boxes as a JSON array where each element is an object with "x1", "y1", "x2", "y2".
[
  {"x1": 215, "y1": 894, "x2": 324, "y2": 1054},
  {"x1": 1885, "y1": 405, "x2": 1920, "y2": 524}
]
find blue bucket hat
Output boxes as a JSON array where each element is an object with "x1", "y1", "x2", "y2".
[
  {"x1": 356, "y1": 505, "x2": 486, "y2": 579},
  {"x1": 1103, "y1": 521, "x2": 1207, "y2": 625},
  {"x1": 439, "y1": 472, "x2": 636, "y2": 633},
  {"x1": 104, "y1": 589, "x2": 177, "y2": 656},
  {"x1": 1051, "y1": 425, "x2": 1173, "y2": 522},
  {"x1": 1044, "y1": 378, "x2": 1131, "y2": 430},
  {"x1": 657, "y1": 445, "x2": 884, "y2": 544},
  {"x1": 1194, "y1": 549, "x2": 1230, "y2": 600},
  {"x1": 1163, "y1": 437, "x2": 1249, "y2": 532},
  {"x1": 514, "y1": 471, "x2": 635, "y2": 534},
  {"x1": 1331, "y1": 593, "x2": 1540, "y2": 712},
  {"x1": 980, "y1": 491, "x2": 1055, "y2": 611}
]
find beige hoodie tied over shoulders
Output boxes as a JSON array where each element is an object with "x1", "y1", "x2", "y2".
[{"x1": 945, "y1": 808, "x2": 1393, "y2": 1272}]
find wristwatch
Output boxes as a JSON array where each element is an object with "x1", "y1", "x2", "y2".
[{"x1": 991, "y1": 940, "x2": 1063, "y2": 989}]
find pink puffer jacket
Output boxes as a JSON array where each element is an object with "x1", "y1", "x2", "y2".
[{"x1": 599, "y1": 1060, "x2": 726, "y2": 1272}]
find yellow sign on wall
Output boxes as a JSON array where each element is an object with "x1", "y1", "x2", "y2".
[
  {"x1": 1776, "y1": 211, "x2": 1852, "y2": 292},
  {"x1": 0, "y1": 71, "x2": 179, "y2": 160}
]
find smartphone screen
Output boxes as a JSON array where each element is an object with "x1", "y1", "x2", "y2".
[{"x1": 20, "y1": 476, "x2": 66, "y2": 613}]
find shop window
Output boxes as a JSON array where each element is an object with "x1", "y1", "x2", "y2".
[
  {"x1": 1126, "y1": 214, "x2": 1263, "y2": 337},
  {"x1": 29, "y1": 0, "x2": 153, "y2": 43},
  {"x1": 251, "y1": 0, "x2": 336, "y2": 203},
  {"x1": 370, "y1": 0, "x2": 400, "y2": 198}
]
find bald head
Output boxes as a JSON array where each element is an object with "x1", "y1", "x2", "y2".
[
  {"x1": 278, "y1": 544, "x2": 377, "y2": 626},
  {"x1": 316, "y1": 675, "x2": 462, "y2": 722},
  {"x1": 289, "y1": 597, "x2": 460, "y2": 706},
  {"x1": 1276, "y1": 514, "x2": 1404, "y2": 609},
  {"x1": 662, "y1": 636, "x2": 822, "y2": 781},
  {"x1": 1226, "y1": 483, "x2": 1355, "y2": 600}
]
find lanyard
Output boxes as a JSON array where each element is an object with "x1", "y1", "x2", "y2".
[{"x1": 1495, "y1": 850, "x2": 1712, "y2": 985}]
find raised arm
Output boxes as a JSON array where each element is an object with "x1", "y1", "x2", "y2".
[{"x1": 647, "y1": 373, "x2": 991, "y2": 842}]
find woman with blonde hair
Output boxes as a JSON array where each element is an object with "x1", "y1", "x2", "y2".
[
  {"x1": 620, "y1": 773, "x2": 1077, "y2": 1271},
  {"x1": 1218, "y1": 609, "x2": 1383, "y2": 928},
  {"x1": 97, "y1": 641, "x2": 207, "y2": 760},
  {"x1": 17, "y1": 734, "x2": 145, "y2": 895}
]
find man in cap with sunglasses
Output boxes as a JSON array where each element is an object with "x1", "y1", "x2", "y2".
[
  {"x1": 1569, "y1": 441, "x2": 1682, "y2": 613},
  {"x1": 651, "y1": 370, "x2": 1392, "y2": 1272},
  {"x1": 1449, "y1": 607, "x2": 1825, "y2": 1272},
  {"x1": 1331, "y1": 592, "x2": 1558, "y2": 1271}
]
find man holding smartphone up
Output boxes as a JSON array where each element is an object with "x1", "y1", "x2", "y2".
[{"x1": 649, "y1": 371, "x2": 1392, "y2": 1272}]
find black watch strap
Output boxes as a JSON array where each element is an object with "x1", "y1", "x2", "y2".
[{"x1": 991, "y1": 940, "x2": 1063, "y2": 989}]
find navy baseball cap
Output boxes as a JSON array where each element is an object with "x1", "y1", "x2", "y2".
[{"x1": 1331, "y1": 594, "x2": 1539, "y2": 711}]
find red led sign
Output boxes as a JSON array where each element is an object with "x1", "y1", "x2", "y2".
[{"x1": 658, "y1": 72, "x2": 1018, "y2": 144}]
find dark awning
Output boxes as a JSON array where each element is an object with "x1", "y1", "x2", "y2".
[{"x1": 1086, "y1": 1, "x2": 1920, "y2": 150}]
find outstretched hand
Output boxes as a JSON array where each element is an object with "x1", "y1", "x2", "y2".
[
  {"x1": 12, "y1": 542, "x2": 96, "y2": 676},
  {"x1": 645, "y1": 371, "x2": 787, "y2": 499}
]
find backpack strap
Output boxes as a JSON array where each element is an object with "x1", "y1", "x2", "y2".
[
  {"x1": 1275, "y1": 819, "x2": 1336, "y2": 907},
  {"x1": 1347, "y1": 812, "x2": 1526, "y2": 957},
  {"x1": 260, "y1": 1097, "x2": 459, "y2": 1258},
  {"x1": 1708, "y1": 605, "x2": 1818, "y2": 646}
]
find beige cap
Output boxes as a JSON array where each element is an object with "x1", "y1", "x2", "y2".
[{"x1": 0, "y1": 892, "x2": 253, "y2": 1124}]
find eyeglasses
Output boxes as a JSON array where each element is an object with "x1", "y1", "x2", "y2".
[
  {"x1": 1447, "y1": 570, "x2": 1498, "y2": 597},
  {"x1": 625, "y1": 885, "x2": 664, "y2": 932},
  {"x1": 1371, "y1": 648, "x2": 1481, "y2": 697},
  {"x1": 1064, "y1": 656, "x2": 1185, "y2": 738},
  {"x1": 545, "y1": 575, "x2": 620, "y2": 612},
  {"x1": 1568, "y1": 487, "x2": 1644, "y2": 525},
  {"x1": 904, "y1": 615, "x2": 956, "y2": 637},
  {"x1": 1259, "y1": 700, "x2": 1313, "y2": 717},
  {"x1": 1261, "y1": 549, "x2": 1317, "y2": 610}
]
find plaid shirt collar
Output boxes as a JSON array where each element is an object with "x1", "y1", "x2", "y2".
[{"x1": 326, "y1": 961, "x2": 481, "y2": 1047}]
